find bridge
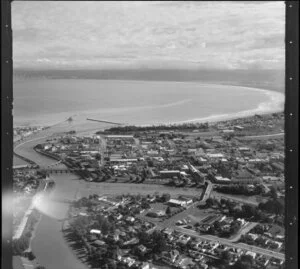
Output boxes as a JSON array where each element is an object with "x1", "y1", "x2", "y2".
[
  {"x1": 39, "y1": 168, "x2": 78, "y2": 174},
  {"x1": 13, "y1": 152, "x2": 38, "y2": 166}
]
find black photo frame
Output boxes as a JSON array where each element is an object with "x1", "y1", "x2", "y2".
[{"x1": 1, "y1": 1, "x2": 298, "y2": 269}]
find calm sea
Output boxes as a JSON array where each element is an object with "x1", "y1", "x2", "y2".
[{"x1": 13, "y1": 78, "x2": 284, "y2": 127}]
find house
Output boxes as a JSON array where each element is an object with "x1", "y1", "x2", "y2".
[
  {"x1": 275, "y1": 235, "x2": 284, "y2": 241},
  {"x1": 176, "y1": 257, "x2": 194, "y2": 269},
  {"x1": 198, "y1": 157, "x2": 208, "y2": 163},
  {"x1": 214, "y1": 176, "x2": 231, "y2": 184},
  {"x1": 90, "y1": 229, "x2": 101, "y2": 235},
  {"x1": 140, "y1": 262, "x2": 150, "y2": 269},
  {"x1": 137, "y1": 244, "x2": 148, "y2": 254},
  {"x1": 206, "y1": 153, "x2": 224, "y2": 159},
  {"x1": 237, "y1": 218, "x2": 246, "y2": 226},
  {"x1": 162, "y1": 249, "x2": 180, "y2": 264},
  {"x1": 178, "y1": 235, "x2": 191, "y2": 245},
  {"x1": 168, "y1": 197, "x2": 193, "y2": 207},
  {"x1": 92, "y1": 240, "x2": 106, "y2": 246},
  {"x1": 122, "y1": 257, "x2": 136, "y2": 267},
  {"x1": 222, "y1": 129, "x2": 234, "y2": 134},
  {"x1": 123, "y1": 237, "x2": 139, "y2": 246},
  {"x1": 239, "y1": 147, "x2": 251, "y2": 152},
  {"x1": 245, "y1": 251, "x2": 256, "y2": 259},
  {"x1": 234, "y1": 125, "x2": 244, "y2": 131},
  {"x1": 147, "y1": 150, "x2": 159, "y2": 156},
  {"x1": 106, "y1": 135, "x2": 134, "y2": 139},
  {"x1": 126, "y1": 216, "x2": 135, "y2": 222},
  {"x1": 198, "y1": 224, "x2": 211, "y2": 233},
  {"x1": 153, "y1": 157, "x2": 164, "y2": 162},
  {"x1": 43, "y1": 144, "x2": 52, "y2": 150},
  {"x1": 159, "y1": 170, "x2": 181, "y2": 178}
]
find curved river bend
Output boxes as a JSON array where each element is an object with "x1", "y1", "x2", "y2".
[{"x1": 14, "y1": 128, "x2": 203, "y2": 269}]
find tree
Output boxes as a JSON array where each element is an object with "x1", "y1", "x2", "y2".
[
  {"x1": 206, "y1": 198, "x2": 214, "y2": 208},
  {"x1": 241, "y1": 204, "x2": 256, "y2": 218},
  {"x1": 220, "y1": 250, "x2": 231, "y2": 265},
  {"x1": 26, "y1": 251, "x2": 36, "y2": 261},
  {"x1": 95, "y1": 153, "x2": 101, "y2": 161},
  {"x1": 213, "y1": 221, "x2": 221, "y2": 231},
  {"x1": 232, "y1": 255, "x2": 254, "y2": 269},
  {"x1": 253, "y1": 224, "x2": 264, "y2": 234},
  {"x1": 151, "y1": 231, "x2": 167, "y2": 253},
  {"x1": 255, "y1": 236, "x2": 266, "y2": 246},
  {"x1": 141, "y1": 200, "x2": 150, "y2": 209},
  {"x1": 138, "y1": 231, "x2": 150, "y2": 245},
  {"x1": 269, "y1": 186, "x2": 278, "y2": 199},
  {"x1": 161, "y1": 193, "x2": 171, "y2": 202},
  {"x1": 166, "y1": 206, "x2": 171, "y2": 215},
  {"x1": 107, "y1": 259, "x2": 117, "y2": 269},
  {"x1": 101, "y1": 219, "x2": 111, "y2": 235}
]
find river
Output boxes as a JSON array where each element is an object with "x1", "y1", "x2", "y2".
[{"x1": 14, "y1": 127, "x2": 203, "y2": 269}]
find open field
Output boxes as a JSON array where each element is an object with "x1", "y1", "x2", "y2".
[
  {"x1": 211, "y1": 191, "x2": 266, "y2": 206},
  {"x1": 77, "y1": 181, "x2": 204, "y2": 198}
]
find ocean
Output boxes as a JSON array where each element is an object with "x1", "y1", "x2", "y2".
[{"x1": 13, "y1": 78, "x2": 284, "y2": 128}]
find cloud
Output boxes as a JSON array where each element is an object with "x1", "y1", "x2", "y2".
[{"x1": 12, "y1": 1, "x2": 285, "y2": 70}]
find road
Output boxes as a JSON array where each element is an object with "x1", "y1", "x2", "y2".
[
  {"x1": 201, "y1": 181, "x2": 213, "y2": 203},
  {"x1": 238, "y1": 132, "x2": 284, "y2": 140},
  {"x1": 175, "y1": 226, "x2": 285, "y2": 260},
  {"x1": 229, "y1": 222, "x2": 258, "y2": 242}
]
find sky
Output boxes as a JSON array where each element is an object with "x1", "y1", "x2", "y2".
[{"x1": 12, "y1": 1, "x2": 285, "y2": 70}]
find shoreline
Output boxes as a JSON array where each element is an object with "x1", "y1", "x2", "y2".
[{"x1": 13, "y1": 82, "x2": 284, "y2": 129}]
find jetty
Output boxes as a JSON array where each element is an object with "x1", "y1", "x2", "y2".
[{"x1": 86, "y1": 118, "x2": 123, "y2": 125}]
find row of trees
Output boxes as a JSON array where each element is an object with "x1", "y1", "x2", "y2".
[
  {"x1": 101, "y1": 122, "x2": 210, "y2": 133},
  {"x1": 208, "y1": 219, "x2": 241, "y2": 238},
  {"x1": 205, "y1": 197, "x2": 283, "y2": 223},
  {"x1": 258, "y1": 198, "x2": 284, "y2": 215},
  {"x1": 214, "y1": 184, "x2": 264, "y2": 196}
]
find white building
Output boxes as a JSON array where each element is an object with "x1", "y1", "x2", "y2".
[
  {"x1": 90, "y1": 229, "x2": 101, "y2": 235},
  {"x1": 168, "y1": 198, "x2": 193, "y2": 207}
]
